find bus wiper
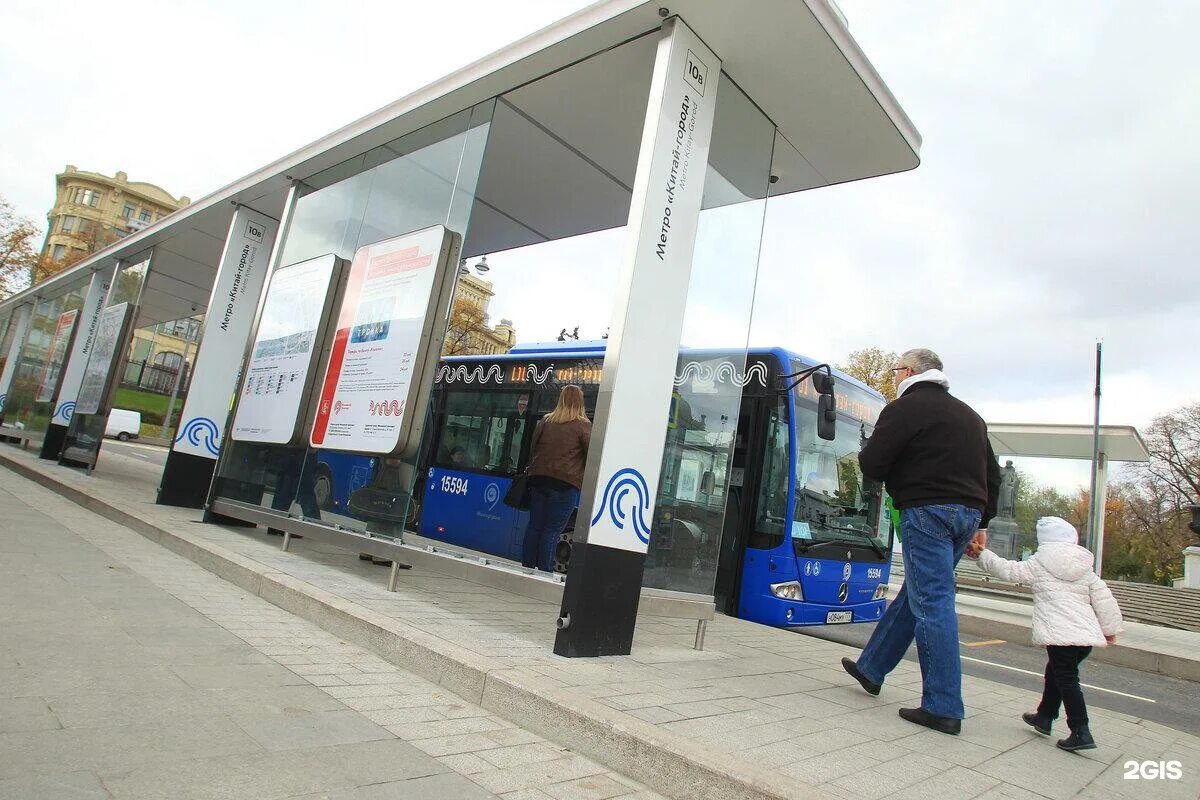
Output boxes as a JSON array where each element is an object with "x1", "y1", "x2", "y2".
[{"x1": 820, "y1": 525, "x2": 887, "y2": 559}]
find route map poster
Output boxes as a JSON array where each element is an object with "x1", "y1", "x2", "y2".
[
  {"x1": 310, "y1": 226, "x2": 453, "y2": 454},
  {"x1": 75, "y1": 303, "x2": 130, "y2": 416},
  {"x1": 231, "y1": 254, "x2": 339, "y2": 444},
  {"x1": 36, "y1": 309, "x2": 79, "y2": 402}
]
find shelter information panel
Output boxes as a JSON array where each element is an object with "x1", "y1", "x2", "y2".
[
  {"x1": 36, "y1": 309, "x2": 79, "y2": 403},
  {"x1": 310, "y1": 226, "x2": 454, "y2": 454},
  {"x1": 232, "y1": 254, "x2": 339, "y2": 444},
  {"x1": 75, "y1": 303, "x2": 130, "y2": 416}
]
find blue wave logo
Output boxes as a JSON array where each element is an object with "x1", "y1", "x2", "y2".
[
  {"x1": 175, "y1": 417, "x2": 221, "y2": 456},
  {"x1": 591, "y1": 467, "x2": 653, "y2": 545},
  {"x1": 55, "y1": 401, "x2": 76, "y2": 423},
  {"x1": 0, "y1": 393, "x2": 6, "y2": 413}
]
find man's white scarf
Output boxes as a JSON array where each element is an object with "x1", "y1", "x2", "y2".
[{"x1": 898, "y1": 368, "x2": 950, "y2": 397}]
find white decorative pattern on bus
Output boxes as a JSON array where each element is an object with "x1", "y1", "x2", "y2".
[
  {"x1": 436, "y1": 364, "x2": 504, "y2": 384},
  {"x1": 526, "y1": 363, "x2": 554, "y2": 385},
  {"x1": 673, "y1": 360, "x2": 768, "y2": 388}
]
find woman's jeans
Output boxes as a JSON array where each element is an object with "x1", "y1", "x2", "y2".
[
  {"x1": 522, "y1": 483, "x2": 579, "y2": 572},
  {"x1": 1039, "y1": 645, "x2": 1092, "y2": 733},
  {"x1": 855, "y1": 504, "x2": 982, "y2": 719}
]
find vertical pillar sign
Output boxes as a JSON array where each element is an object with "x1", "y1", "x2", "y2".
[
  {"x1": 556, "y1": 18, "x2": 721, "y2": 657},
  {"x1": 173, "y1": 208, "x2": 277, "y2": 459},
  {"x1": 0, "y1": 303, "x2": 34, "y2": 416},
  {"x1": 50, "y1": 268, "x2": 113, "y2": 427}
]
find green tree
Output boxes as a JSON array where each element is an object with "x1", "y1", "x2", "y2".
[
  {"x1": 838, "y1": 347, "x2": 899, "y2": 402},
  {"x1": 0, "y1": 195, "x2": 40, "y2": 299}
]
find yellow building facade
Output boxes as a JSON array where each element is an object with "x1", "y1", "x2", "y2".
[
  {"x1": 450, "y1": 273, "x2": 517, "y2": 356},
  {"x1": 39, "y1": 166, "x2": 189, "y2": 279}
]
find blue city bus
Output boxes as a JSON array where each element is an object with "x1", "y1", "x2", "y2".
[{"x1": 405, "y1": 341, "x2": 894, "y2": 627}]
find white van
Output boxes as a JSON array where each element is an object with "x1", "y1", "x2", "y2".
[{"x1": 105, "y1": 409, "x2": 142, "y2": 441}]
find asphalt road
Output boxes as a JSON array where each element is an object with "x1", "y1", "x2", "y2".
[
  {"x1": 104, "y1": 438, "x2": 168, "y2": 465},
  {"x1": 796, "y1": 617, "x2": 1200, "y2": 735}
]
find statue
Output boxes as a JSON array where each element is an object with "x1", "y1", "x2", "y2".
[{"x1": 997, "y1": 460, "x2": 1017, "y2": 519}]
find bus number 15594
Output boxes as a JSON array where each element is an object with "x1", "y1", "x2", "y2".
[{"x1": 440, "y1": 475, "x2": 469, "y2": 496}]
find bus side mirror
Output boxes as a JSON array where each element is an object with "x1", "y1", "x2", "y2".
[
  {"x1": 818, "y1": 393, "x2": 837, "y2": 441},
  {"x1": 815, "y1": 371, "x2": 836, "y2": 440}
]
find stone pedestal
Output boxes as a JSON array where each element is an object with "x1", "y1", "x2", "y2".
[
  {"x1": 985, "y1": 517, "x2": 1021, "y2": 560},
  {"x1": 1182, "y1": 546, "x2": 1200, "y2": 589}
]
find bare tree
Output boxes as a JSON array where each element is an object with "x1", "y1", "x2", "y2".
[
  {"x1": 1141, "y1": 402, "x2": 1200, "y2": 505},
  {"x1": 441, "y1": 296, "x2": 492, "y2": 356}
]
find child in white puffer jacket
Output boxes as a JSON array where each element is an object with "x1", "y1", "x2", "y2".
[{"x1": 967, "y1": 516, "x2": 1123, "y2": 753}]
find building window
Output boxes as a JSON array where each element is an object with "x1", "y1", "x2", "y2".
[
  {"x1": 138, "y1": 208, "x2": 152, "y2": 223},
  {"x1": 60, "y1": 216, "x2": 78, "y2": 233},
  {"x1": 78, "y1": 188, "x2": 102, "y2": 207},
  {"x1": 115, "y1": 229, "x2": 130, "y2": 239},
  {"x1": 122, "y1": 203, "x2": 135, "y2": 219},
  {"x1": 51, "y1": 244, "x2": 66, "y2": 260}
]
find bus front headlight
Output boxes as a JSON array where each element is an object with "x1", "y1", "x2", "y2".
[
  {"x1": 770, "y1": 581, "x2": 803, "y2": 601},
  {"x1": 874, "y1": 584, "x2": 889, "y2": 600}
]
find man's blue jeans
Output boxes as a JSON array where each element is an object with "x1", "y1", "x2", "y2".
[
  {"x1": 856, "y1": 503, "x2": 981, "y2": 719},
  {"x1": 521, "y1": 483, "x2": 578, "y2": 572}
]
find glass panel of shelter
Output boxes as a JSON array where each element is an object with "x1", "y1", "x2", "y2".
[
  {"x1": 212, "y1": 100, "x2": 498, "y2": 538},
  {"x1": 206, "y1": 33, "x2": 788, "y2": 609},
  {"x1": 641, "y1": 75, "x2": 777, "y2": 597},
  {"x1": 3, "y1": 273, "x2": 91, "y2": 436}
]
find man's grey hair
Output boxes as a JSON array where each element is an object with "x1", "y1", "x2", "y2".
[{"x1": 900, "y1": 348, "x2": 943, "y2": 374}]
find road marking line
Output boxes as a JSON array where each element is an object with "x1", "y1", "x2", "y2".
[
  {"x1": 959, "y1": 655, "x2": 1157, "y2": 703},
  {"x1": 961, "y1": 639, "x2": 1006, "y2": 647}
]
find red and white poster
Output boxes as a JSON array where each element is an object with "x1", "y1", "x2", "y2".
[
  {"x1": 310, "y1": 226, "x2": 453, "y2": 453},
  {"x1": 36, "y1": 309, "x2": 79, "y2": 403}
]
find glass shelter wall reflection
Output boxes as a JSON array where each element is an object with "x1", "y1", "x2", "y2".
[
  {"x1": 213, "y1": 102, "x2": 497, "y2": 537},
  {"x1": 643, "y1": 77, "x2": 776, "y2": 597}
]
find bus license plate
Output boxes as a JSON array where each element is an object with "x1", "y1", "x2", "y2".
[{"x1": 826, "y1": 611, "x2": 853, "y2": 624}]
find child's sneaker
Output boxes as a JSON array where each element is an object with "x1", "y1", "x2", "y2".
[
  {"x1": 1056, "y1": 729, "x2": 1096, "y2": 752},
  {"x1": 1022, "y1": 712, "x2": 1052, "y2": 736}
]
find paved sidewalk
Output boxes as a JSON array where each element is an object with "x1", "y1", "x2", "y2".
[
  {"x1": 3, "y1": 445, "x2": 1200, "y2": 800},
  {"x1": 0, "y1": 469, "x2": 663, "y2": 800}
]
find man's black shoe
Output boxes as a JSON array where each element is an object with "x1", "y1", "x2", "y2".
[
  {"x1": 841, "y1": 658, "x2": 881, "y2": 696},
  {"x1": 899, "y1": 707, "x2": 961, "y2": 735},
  {"x1": 1056, "y1": 730, "x2": 1096, "y2": 752},
  {"x1": 1022, "y1": 712, "x2": 1052, "y2": 736}
]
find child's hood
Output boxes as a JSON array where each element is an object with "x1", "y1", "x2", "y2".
[{"x1": 1035, "y1": 542, "x2": 1095, "y2": 582}]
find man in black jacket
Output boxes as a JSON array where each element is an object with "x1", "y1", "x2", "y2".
[{"x1": 841, "y1": 348, "x2": 1001, "y2": 735}]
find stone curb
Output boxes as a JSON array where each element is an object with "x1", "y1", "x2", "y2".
[{"x1": 0, "y1": 453, "x2": 827, "y2": 800}]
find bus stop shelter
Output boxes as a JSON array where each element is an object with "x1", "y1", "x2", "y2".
[
  {"x1": 988, "y1": 423, "x2": 1151, "y2": 575},
  {"x1": 0, "y1": 0, "x2": 920, "y2": 657}
]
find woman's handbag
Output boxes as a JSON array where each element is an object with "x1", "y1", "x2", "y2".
[
  {"x1": 503, "y1": 471, "x2": 531, "y2": 510},
  {"x1": 504, "y1": 420, "x2": 544, "y2": 511}
]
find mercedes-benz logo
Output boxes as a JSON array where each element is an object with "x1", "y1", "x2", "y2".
[{"x1": 838, "y1": 582, "x2": 849, "y2": 603}]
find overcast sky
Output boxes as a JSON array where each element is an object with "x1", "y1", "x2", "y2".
[{"x1": 3, "y1": 1, "x2": 1195, "y2": 491}]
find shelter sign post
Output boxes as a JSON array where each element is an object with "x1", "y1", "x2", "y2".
[
  {"x1": 555, "y1": 17, "x2": 722, "y2": 658},
  {"x1": 158, "y1": 205, "x2": 279, "y2": 507}
]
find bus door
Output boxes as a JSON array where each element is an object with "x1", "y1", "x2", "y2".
[{"x1": 713, "y1": 392, "x2": 787, "y2": 615}]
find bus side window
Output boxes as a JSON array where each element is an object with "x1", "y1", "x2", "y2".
[
  {"x1": 434, "y1": 390, "x2": 528, "y2": 475},
  {"x1": 752, "y1": 396, "x2": 789, "y2": 549}
]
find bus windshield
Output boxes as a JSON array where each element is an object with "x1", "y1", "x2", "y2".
[{"x1": 791, "y1": 367, "x2": 890, "y2": 553}]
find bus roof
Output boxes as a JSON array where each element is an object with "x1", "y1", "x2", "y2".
[{"x1": 450, "y1": 340, "x2": 884, "y2": 402}]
